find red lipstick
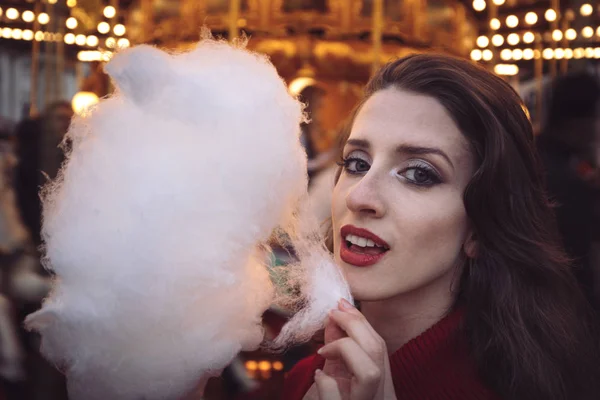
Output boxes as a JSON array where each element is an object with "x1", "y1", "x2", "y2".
[{"x1": 340, "y1": 225, "x2": 389, "y2": 267}]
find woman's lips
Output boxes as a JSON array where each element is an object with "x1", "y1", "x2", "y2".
[{"x1": 339, "y1": 225, "x2": 389, "y2": 267}]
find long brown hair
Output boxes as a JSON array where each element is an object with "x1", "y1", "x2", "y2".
[{"x1": 333, "y1": 54, "x2": 600, "y2": 400}]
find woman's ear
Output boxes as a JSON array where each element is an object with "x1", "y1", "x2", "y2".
[{"x1": 464, "y1": 230, "x2": 478, "y2": 259}]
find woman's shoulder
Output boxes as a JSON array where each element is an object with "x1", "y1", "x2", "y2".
[{"x1": 281, "y1": 354, "x2": 325, "y2": 400}]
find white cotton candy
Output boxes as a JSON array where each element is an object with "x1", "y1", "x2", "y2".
[{"x1": 25, "y1": 34, "x2": 311, "y2": 400}]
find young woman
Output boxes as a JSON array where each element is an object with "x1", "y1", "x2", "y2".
[{"x1": 282, "y1": 54, "x2": 600, "y2": 400}]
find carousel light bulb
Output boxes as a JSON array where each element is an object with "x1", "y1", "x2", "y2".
[
  {"x1": 552, "y1": 29, "x2": 563, "y2": 41},
  {"x1": 492, "y1": 34, "x2": 504, "y2": 46},
  {"x1": 545, "y1": 9, "x2": 557, "y2": 22},
  {"x1": 490, "y1": 18, "x2": 501, "y2": 30},
  {"x1": 23, "y1": 29, "x2": 33, "y2": 41},
  {"x1": 492, "y1": 0, "x2": 505, "y2": 5},
  {"x1": 471, "y1": 49, "x2": 483, "y2": 61},
  {"x1": 523, "y1": 31, "x2": 535, "y2": 43},
  {"x1": 11, "y1": 28, "x2": 22, "y2": 40},
  {"x1": 38, "y1": 13, "x2": 49, "y2": 25},
  {"x1": 507, "y1": 33, "x2": 520, "y2": 45},
  {"x1": 75, "y1": 34, "x2": 86, "y2": 46},
  {"x1": 64, "y1": 33, "x2": 75, "y2": 44},
  {"x1": 506, "y1": 15, "x2": 518, "y2": 28},
  {"x1": 580, "y1": 4, "x2": 593, "y2": 16},
  {"x1": 34, "y1": 31, "x2": 44, "y2": 41},
  {"x1": 523, "y1": 48, "x2": 534, "y2": 60},
  {"x1": 1, "y1": 28, "x2": 12, "y2": 39},
  {"x1": 574, "y1": 48, "x2": 585, "y2": 59},
  {"x1": 542, "y1": 48, "x2": 554, "y2": 59},
  {"x1": 105, "y1": 37, "x2": 116, "y2": 48},
  {"x1": 86, "y1": 35, "x2": 99, "y2": 47},
  {"x1": 66, "y1": 0, "x2": 77, "y2": 7},
  {"x1": 98, "y1": 22, "x2": 110, "y2": 34},
  {"x1": 525, "y1": 12, "x2": 538, "y2": 25},
  {"x1": 103, "y1": 6, "x2": 116, "y2": 18},
  {"x1": 554, "y1": 48, "x2": 565, "y2": 59},
  {"x1": 477, "y1": 36, "x2": 489, "y2": 47},
  {"x1": 6, "y1": 8, "x2": 19, "y2": 20},
  {"x1": 66, "y1": 17, "x2": 78, "y2": 29},
  {"x1": 512, "y1": 48, "x2": 523, "y2": 60},
  {"x1": 582, "y1": 26, "x2": 594, "y2": 38},
  {"x1": 585, "y1": 47, "x2": 594, "y2": 58},
  {"x1": 117, "y1": 38, "x2": 130, "y2": 48},
  {"x1": 22, "y1": 11, "x2": 35, "y2": 23},
  {"x1": 482, "y1": 49, "x2": 493, "y2": 61},
  {"x1": 565, "y1": 28, "x2": 577, "y2": 40},
  {"x1": 473, "y1": 0, "x2": 486, "y2": 12},
  {"x1": 500, "y1": 49, "x2": 512, "y2": 61},
  {"x1": 564, "y1": 48, "x2": 573, "y2": 59},
  {"x1": 113, "y1": 24, "x2": 126, "y2": 36}
]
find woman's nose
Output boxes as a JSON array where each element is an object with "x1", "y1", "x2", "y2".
[{"x1": 345, "y1": 175, "x2": 386, "y2": 218}]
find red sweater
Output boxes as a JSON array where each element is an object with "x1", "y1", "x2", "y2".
[{"x1": 282, "y1": 308, "x2": 501, "y2": 400}]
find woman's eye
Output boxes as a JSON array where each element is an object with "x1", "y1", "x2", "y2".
[
  {"x1": 342, "y1": 158, "x2": 370, "y2": 174},
  {"x1": 401, "y1": 166, "x2": 441, "y2": 186}
]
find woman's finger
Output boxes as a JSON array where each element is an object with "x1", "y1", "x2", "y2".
[
  {"x1": 318, "y1": 337, "x2": 381, "y2": 399},
  {"x1": 314, "y1": 369, "x2": 343, "y2": 400},
  {"x1": 328, "y1": 307, "x2": 386, "y2": 364}
]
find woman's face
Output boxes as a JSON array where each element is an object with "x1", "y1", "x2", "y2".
[{"x1": 332, "y1": 88, "x2": 476, "y2": 301}]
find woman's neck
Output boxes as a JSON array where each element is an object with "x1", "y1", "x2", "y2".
[{"x1": 360, "y1": 275, "x2": 457, "y2": 354}]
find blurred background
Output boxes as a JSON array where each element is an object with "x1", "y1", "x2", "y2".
[{"x1": 0, "y1": 0, "x2": 599, "y2": 399}]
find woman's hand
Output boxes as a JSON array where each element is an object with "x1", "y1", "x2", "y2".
[{"x1": 305, "y1": 299, "x2": 397, "y2": 400}]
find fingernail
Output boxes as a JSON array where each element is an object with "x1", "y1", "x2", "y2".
[
  {"x1": 317, "y1": 347, "x2": 323, "y2": 355},
  {"x1": 315, "y1": 369, "x2": 323, "y2": 377},
  {"x1": 340, "y1": 298, "x2": 354, "y2": 310}
]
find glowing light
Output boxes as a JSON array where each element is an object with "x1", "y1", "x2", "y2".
[
  {"x1": 492, "y1": 34, "x2": 504, "y2": 46},
  {"x1": 289, "y1": 77, "x2": 317, "y2": 95},
  {"x1": 494, "y1": 64, "x2": 519, "y2": 76},
  {"x1": 22, "y1": 29, "x2": 33, "y2": 41},
  {"x1": 512, "y1": 48, "x2": 523, "y2": 60},
  {"x1": 477, "y1": 36, "x2": 489, "y2": 48},
  {"x1": 34, "y1": 31, "x2": 44, "y2": 41},
  {"x1": 554, "y1": 48, "x2": 564, "y2": 59},
  {"x1": 66, "y1": 0, "x2": 77, "y2": 7},
  {"x1": 66, "y1": 17, "x2": 78, "y2": 29},
  {"x1": 500, "y1": 49, "x2": 512, "y2": 61},
  {"x1": 98, "y1": 22, "x2": 110, "y2": 34},
  {"x1": 506, "y1": 15, "x2": 518, "y2": 28},
  {"x1": 582, "y1": 26, "x2": 594, "y2": 38},
  {"x1": 37, "y1": 13, "x2": 49, "y2": 25},
  {"x1": 103, "y1": 6, "x2": 116, "y2": 18},
  {"x1": 564, "y1": 48, "x2": 573, "y2": 59},
  {"x1": 6, "y1": 8, "x2": 19, "y2": 20},
  {"x1": 585, "y1": 47, "x2": 594, "y2": 58},
  {"x1": 22, "y1": 11, "x2": 35, "y2": 22},
  {"x1": 245, "y1": 361, "x2": 257, "y2": 371},
  {"x1": 117, "y1": 38, "x2": 130, "y2": 48},
  {"x1": 473, "y1": 0, "x2": 486, "y2": 11},
  {"x1": 552, "y1": 29, "x2": 563, "y2": 41},
  {"x1": 533, "y1": 49, "x2": 541, "y2": 59},
  {"x1": 86, "y1": 35, "x2": 99, "y2": 47},
  {"x1": 580, "y1": 4, "x2": 593, "y2": 16},
  {"x1": 565, "y1": 29, "x2": 577, "y2": 40},
  {"x1": 490, "y1": 18, "x2": 501, "y2": 30},
  {"x1": 507, "y1": 33, "x2": 520, "y2": 46},
  {"x1": 72, "y1": 92, "x2": 99, "y2": 115},
  {"x1": 523, "y1": 48, "x2": 534, "y2": 60},
  {"x1": 482, "y1": 49, "x2": 493, "y2": 61},
  {"x1": 64, "y1": 33, "x2": 75, "y2": 44},
  {"x1": 48, "y1": 0, "x2": 57, "y2": 4},
  {"x1": 11, "y1": 29, "x2": 22, "y2": 40},
  {"x1": 273, "y1": 361, "x2": 284, "y2": 371},
  {"x1": 525, "y1": 12, "x2": 538, "y2": 25},
  {"x1": 105, "y1": 37, "x2": 116, "y2": 48},
  {"x1": 1, "y1": 28, "x2": 11, "y2": 39},
  {"x1": 595, "y1": 48, "x2": 600, "y2": 59},
  {"x1": 542, "y1": 48, "x2": 554, "y2": 59},
  {"x1": 113, "y1": 24, "x2": 126, "y2": 36},
  {"x1": 75, "y1": 34, "x2": 86, "y2": 46},
  {"x1": 574, "y1": 48, "x2": 584, "y2": 59},
  {"x1": 545, "y1": 9, "x2": 557, "y2": 22},
  {"x1": 523, "y1": 32, "x2": 535, "y2": 43},
  {"x1": 597, "y1": 26, "x2": 600, "y2": 37},
  {"x1": 492, "y1": 0, "x2": 505, "y2": 5},
  {"x1": 258, "y1": 361, "x2": 271, "y2": 371},
  {"x1": 43, "y1": 32, "x2": 51, "y2": 41}
]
